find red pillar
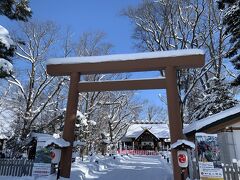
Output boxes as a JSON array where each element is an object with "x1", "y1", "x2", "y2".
[{"x1": 60, "y1": 72, "x2": 80, "y2": 178}]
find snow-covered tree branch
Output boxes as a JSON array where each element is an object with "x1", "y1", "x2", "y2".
[
  {"x1": 123, "y1": 0, "x2": 239, "y2": 122},
  {"x1": 2, "y1": 21, "x2": 67, "y2": 146}
]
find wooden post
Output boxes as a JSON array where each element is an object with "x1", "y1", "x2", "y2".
[
  {"x1": 165, "y1": 67, "x2": 183, "y2": 180},
  {"x1": 60, "y1": 73, "x2": 80, "y2": 178}
]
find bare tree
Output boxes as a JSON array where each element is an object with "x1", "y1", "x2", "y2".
[
  {"x1": 142, "y1": 100, "x2": 167, "y2": 122},
  {"x1": 3, "y1": 21, "x2": 67, "y2": 143},
  {"x1": 99, "y1": 91, "x2": 140, "y2": 144},
  {"x1": 72, "y1": 31, "x2": 113, "y2": 152},
  {"x1": 71, "y1": 32, "x2": 143, "y2": 153}
]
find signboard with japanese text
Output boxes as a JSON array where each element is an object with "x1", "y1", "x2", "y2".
[
  {"x1": 32, "y1": 163, "x2": 51, "y2": 176},
  {"x1": 33, "y1": 138, "x2": 52, "y2": 176},
  {"x1": 196, "y1": 133, "x2": 223, "y2": 180}
]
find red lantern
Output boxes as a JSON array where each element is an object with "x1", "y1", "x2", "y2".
[{"x1": 177, "y1": 150, "x2": 188, "y2": 168}]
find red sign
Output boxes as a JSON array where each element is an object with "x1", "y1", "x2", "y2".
[{"x1": 178, "y1": 154, "x2": 187, "y2": 163}]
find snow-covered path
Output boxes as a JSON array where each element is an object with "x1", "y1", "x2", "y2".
[
  {"x1": 86, "y1": 155, "x2": 173, "y2": 180},
  {"x1": 0, "y1": 155, "x2": 173, "y2": 180}
]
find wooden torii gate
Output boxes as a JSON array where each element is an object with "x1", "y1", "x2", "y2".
[{"x1": 46, "y1": 49, "x2": 204, "y2": 180}]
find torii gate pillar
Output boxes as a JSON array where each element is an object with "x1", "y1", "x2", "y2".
[
  {"x1": 59, "y1": 72, "x2": 80, "y2": 177},
  {"x1": 165, "y1": 67, "x2": 184, "y2": 179}
]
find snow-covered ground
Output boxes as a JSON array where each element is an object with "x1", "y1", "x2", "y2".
[{"x1": 0, "y1": 155, "x2": 173, "y2": 180}]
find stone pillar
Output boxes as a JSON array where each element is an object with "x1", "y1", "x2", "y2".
[{"x1": 60, "y1": 73, "x2": 80, "y2": 178}]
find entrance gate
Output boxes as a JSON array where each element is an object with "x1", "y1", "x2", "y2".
[{"x1": 46, "y1": 49, "x2": 204, "y2": 180}]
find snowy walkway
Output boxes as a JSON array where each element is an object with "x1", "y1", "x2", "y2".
[
  {"x1": 84, "y1": 155, "x2": 173, "y2": 180},
  {"x1": 0, "y1": 155, "x2": 173, "y2": 180}
]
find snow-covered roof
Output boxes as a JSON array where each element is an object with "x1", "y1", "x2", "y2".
[
  {"x1": 171, "y1": 139, "x2": 195, "y2": 149},
  {"x1": 30, "y1": 132, "x2": 53, "y2": 141},
  {"x1": 124, "y1": 123, "x2": 169, "y2": 139},
  {"x1": 184, "y1": 104, "x2": 240, "y2": 134},
  {"x1": 47, "y1": 49, "x2": 204, "y2": 65},
  {"x1": 29, "y1": 132, "x2": 70, "y2": 148},
  {"x1": 44, "y1": 138, "x2": 70, "y2": 148}
]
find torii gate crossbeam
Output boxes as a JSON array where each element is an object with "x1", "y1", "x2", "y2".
[{"x1": 46, "y1": 49, "x2": 205, "y2": 180}]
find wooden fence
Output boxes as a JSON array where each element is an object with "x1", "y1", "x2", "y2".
[
  {"x1": 0, "y1": 159, "x2": 34, "y2": 177},
  {"x1": 222, "y1": 162, "x2": 240, "y2": 180}
]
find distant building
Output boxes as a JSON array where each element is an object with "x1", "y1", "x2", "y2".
[{"x1": 120, "y1": 122, "x2": 170, "y2": 151}]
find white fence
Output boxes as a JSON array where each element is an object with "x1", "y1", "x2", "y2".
[{"x1": 222, "y1": 162, "x2": 240, "y2": 180}]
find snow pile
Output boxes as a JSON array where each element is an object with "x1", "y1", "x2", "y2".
[
  {"x1": 0, "y1": 155, "x2": 173, "y2": 180},
  {"x1": 184, "y1": 104, "x2": 240, "y2": 134},
  {"x1": 47, "y1": 49, "x2": 204, "y2": 65},
  {"x1": 171, "y1": 139, "x2": 195, "y2": 149},
  {"x1": 0, "y1": 25, "x2": 14, "y2": 49},
  {"x1": 124, "y1": 123, "x2": 170, "y2": 139}
]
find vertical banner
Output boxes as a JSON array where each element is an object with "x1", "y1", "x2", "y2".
[
  {"x1": 32, "y1": 138, "x2": 52, "y2": 176},
  {"x1": 195, "y1": 133, "x2": 223, "y2": 180}
]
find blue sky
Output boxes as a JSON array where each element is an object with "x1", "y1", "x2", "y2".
[
  {"x1": 30, "y1": 0, "x2": 140, "y2": 54},
  {"x1": 0, "y1": 0, "x2": 167, "y2": 113}
]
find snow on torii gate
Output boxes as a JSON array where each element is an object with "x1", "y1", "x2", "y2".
[{"x1": 46, "y1": 49, "x2": 204, "y2": 180}]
